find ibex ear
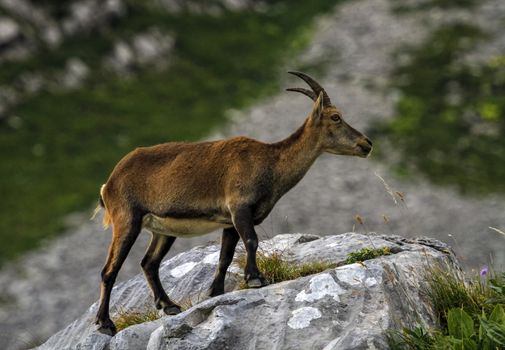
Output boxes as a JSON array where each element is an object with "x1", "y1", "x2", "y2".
[{"x1": 309, "y1": 91, "x2": 324, "y2": 124}]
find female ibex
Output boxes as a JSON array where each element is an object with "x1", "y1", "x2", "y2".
[{"x1": 95, "y1": 72, "x2": 372, "y2": 335}]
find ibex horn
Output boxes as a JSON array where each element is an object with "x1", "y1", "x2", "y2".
[
  {"x1": 286, "y1": 71, "x2": 332, "y2": 107},
  {"x1": 285, "y1": 88, "x2": 317, "y2": 101}
]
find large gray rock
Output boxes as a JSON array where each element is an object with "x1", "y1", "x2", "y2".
[{"x1": 37, "y1": 233, "x2": 460, "y2": 350}]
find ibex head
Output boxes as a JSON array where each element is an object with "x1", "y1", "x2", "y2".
[{"x1": 287, "y1": 71, "x2": 372, "y2": 158}]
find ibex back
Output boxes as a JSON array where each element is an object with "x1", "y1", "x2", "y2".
[{"x1": 94, "y1": 72, "x2": 372, "y2": 335}]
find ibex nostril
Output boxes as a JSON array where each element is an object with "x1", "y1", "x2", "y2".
[{"x1": 357, "y1": 143, "x2": 371, "y2": 154}]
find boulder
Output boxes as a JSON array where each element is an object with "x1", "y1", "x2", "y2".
[
  {"x1": 37, "y1": 232, "x2": 460, "y2": 350},
  {"x1": 0, "y1": 17, "x2": 20, "y2": 47},
  {"x1": 156, "y1": 0, "x2": 265, "y2": 15}
]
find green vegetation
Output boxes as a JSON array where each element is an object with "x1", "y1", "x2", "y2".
[
  {"x1": 372, "y1": 23, "x2": 505, "y2": 195},
  {"x1": 344, "y1": 246, "x2": 391, "y2": 264},
  {"x1": 390, "y1": 269, "x2": 505, "y2": 349},
  {"x1": 113, "y1": 307, "x2": 160, "y2": 332},
  {"x1": 0, "y1": 0, "x2": 342, "y2": 264},
  {"x1": 237, "y1": 251, "x2": 336, "y2": 287}
]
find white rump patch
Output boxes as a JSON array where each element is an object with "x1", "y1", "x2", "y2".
[
  {"x1": 295, "y1": 273, "x2": 344, "y2": 303},
  {"x1": 170, "y1": 262, "x2": 197, "y2": 278},
  {"x1": 287, "y1": 307, "x2": 322, "y2": 329}
]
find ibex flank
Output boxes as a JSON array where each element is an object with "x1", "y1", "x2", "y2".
[{"x1": 94, "y1": 72, "x2": 373, "y2": 335}]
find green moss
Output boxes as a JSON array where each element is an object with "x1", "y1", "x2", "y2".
[
  {"x1": 0, "y1": 0, "x2": 343, "y2": 264},
  {"x1": 237, "y1": 251, "x2": 336, "y2": 287},
  {"x1": 344, "y1": 246, "x2": 391, "y2": 264}
]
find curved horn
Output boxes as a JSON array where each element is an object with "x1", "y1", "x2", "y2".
[
  {"x1": 286, "y1": 88, "x2": 317, "y2": 101},
  {"x1": 287, "y1": 71, "x2": 331, "y2": 106}
]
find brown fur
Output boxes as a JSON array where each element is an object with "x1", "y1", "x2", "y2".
[
  {"x1": 94, "y1": 75, "x2": 373, "y2": 335},
  {"x1": 100, "y1": 97, "x2": 370, "y2": 227}
]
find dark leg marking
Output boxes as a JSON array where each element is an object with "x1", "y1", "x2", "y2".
[
  {"x1": 208, "y1": 227, "x2": 240, "y2": 297},
  {"x1": 95, "y1": 211, "x2": 142, "y2": 336},
  {"x1": 231, "y1": 206, "x2": 268, "y2": 288},
  {"x1": 141, "y1": 233, "x2": 181, "y2": 315}
]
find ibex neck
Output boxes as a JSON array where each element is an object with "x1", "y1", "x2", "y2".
[{"x1": 271, "y1": 120, "x2": 322, "y2": 194}]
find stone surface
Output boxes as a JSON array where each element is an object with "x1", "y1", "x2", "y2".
[
  {"x1": 37, "y1": 233, "x2": 460, "y2": 350},
  {"x1": 104, "y1": 29, "x2": 176, "y2": 74},
  {"x1": 0, "y1": 17, "x2": 19, "y2": 45},
  {"x1": 156, "y1": 0, "x2": 265, "y2": 15},
  {"x1": 59, "y1": 58, "x2": 90, "y2": 89},
  {"x1": 109, "y1": 320, "x2": 163, "y2": 350}
]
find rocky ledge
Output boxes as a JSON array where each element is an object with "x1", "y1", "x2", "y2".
[{"x1": 37, "y1": 233, "x2": 460, "y2": 350}]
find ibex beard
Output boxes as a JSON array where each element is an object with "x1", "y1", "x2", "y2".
[{"x1": 94, "y1": 71, "x2": 372, "y2": 335}]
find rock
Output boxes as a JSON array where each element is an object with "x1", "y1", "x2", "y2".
[
  {"x1": 132, "y1": 28, "x2": 175, "y2": 66},
  {"x1": 59, "y1": 58, "x2": 90, "y2": 89},
  {"x1": 62, "y1": 0, "x2": 125, "y2": 35},
  {"x1": 0, "y1": 86, "x2": 19, "y2": 118},
  {"x1": 37, "y1": 232, "x2": 460, "y2": 350},
  {"x1": 19, "y1": 72, "x2": 45, "y2": 94},
  {"x1": 41, "y1": 25, "x2": 62, "y2": 48},
  {"x1": 104, "y1": 28, "x2": 175, "y2": 74},
  {"x1": 0, "y1": 17, "x2": 20, "y2": 46},
  {"x1": 108, "y1": 41, "x2": 134, "y2": 70},
  {"x1": 109, "y1": 320, "x2": 163, "y2": 350},
  {"x1": 156, "y1": 0, "x2": 265, "y2": 15}
]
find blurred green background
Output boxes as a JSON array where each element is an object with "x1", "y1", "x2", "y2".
[
  {"x1": 0, "y1": 0, "x2": 503, "y2": 265},
  {"x1": 0, "y1": 0, "x2": 341, "y2": 264}
]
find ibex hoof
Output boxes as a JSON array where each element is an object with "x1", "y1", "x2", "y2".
[
  {"x1": 96, "y1": 319, "x2": 117, "y2": 336},
  {"x1": 247, "y1": 277, "x2": 269, "y2": 288},
  {"x1": 163, "y1": 305, "x2": 182, "y2": 315}
]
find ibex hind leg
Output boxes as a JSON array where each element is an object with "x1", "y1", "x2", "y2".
[
  {"x1": 141, "y1": 233, "x2": 181, "y2": 315},
  {"x1": 95, "y1": 210, "x2": 142, "y2": 335}
]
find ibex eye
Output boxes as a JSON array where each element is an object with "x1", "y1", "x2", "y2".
[{"x1": 331, "y1": 115, "x2": 341, "y2": 123}]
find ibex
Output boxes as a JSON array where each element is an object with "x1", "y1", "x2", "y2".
[{"x1": 94, "y1": 72, "x2": 372, "y2": 335}]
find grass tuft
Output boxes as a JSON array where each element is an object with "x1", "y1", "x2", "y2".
[
  {"x1": 113, "y1": 307, "x2": 160, "y2": 332},
  {"x1": 344, "y1": 246, "x2": 391, "y2": 264},
  {"x1": 237, "y1": 251, "x2": 336, "y2": 288},
  {"x1": 425, "y1": 267, "x2": 484, "y2": 327},
  {"x1": 390, "y1": 268, "x2": 505, "y2": 349}
]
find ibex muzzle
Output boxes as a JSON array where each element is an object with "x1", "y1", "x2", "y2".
[{"x1": 94, "y1": 72, "x2": 372, "y2": 335}]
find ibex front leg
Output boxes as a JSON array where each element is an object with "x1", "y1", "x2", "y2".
[
  {"x1": 231, "y1": 206, "x2": 268, "y2": 288},
  {"x1": 208, "y1": 227, "x2": 240, "y2": 297}
]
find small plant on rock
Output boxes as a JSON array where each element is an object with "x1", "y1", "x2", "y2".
[
  {"x1": 389, "y1": 269, "x2": 505, "y2": 349},
  {"x1": 113, "y1": 307, "x2": 160, "y2": 332},
  {"x1": 344, "y1": 246, "x2": 391, "y2": 264},
  {"x1": 236, "y1": 251, "x2": 336, "y2": 288}
]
